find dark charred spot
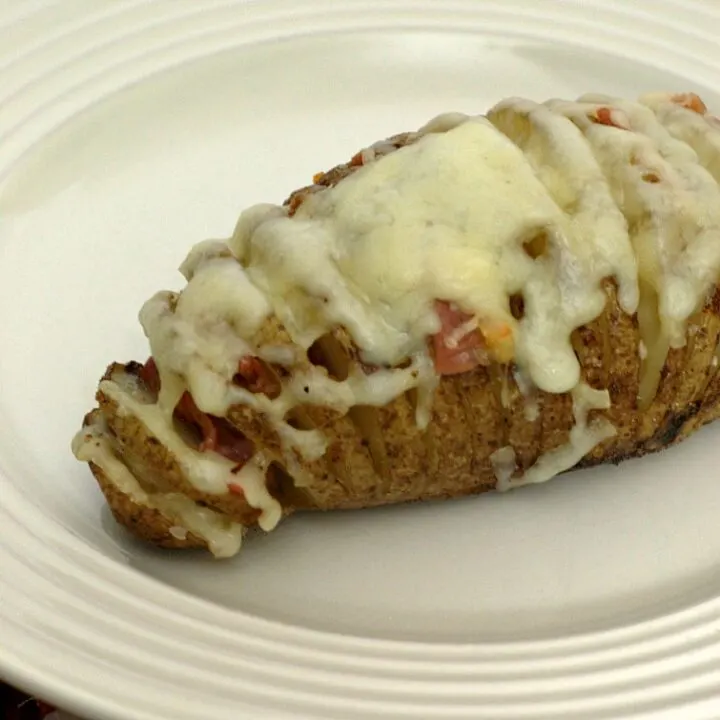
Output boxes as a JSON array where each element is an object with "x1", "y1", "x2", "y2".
[
  {"x1": 575, "y1": 444, "x2": 646, "y2": 469},
  {"x1": 266, "y1": 462, "x2": 309, "y2": 507},
  {"x1": 650, "y1": 401, "x2": 702, "y2": 447},
  {"x1": 125, "y1": 360, "x2": 144, "y2": 376}
]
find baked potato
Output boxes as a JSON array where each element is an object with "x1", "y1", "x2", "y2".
[{"x1": 73, "y1": 92, "x2": 720, "y2": 557}]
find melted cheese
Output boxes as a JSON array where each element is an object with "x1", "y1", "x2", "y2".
[
  {"x1": 140, "y1": 260, "x2": 270, "y2": 418},
  {"x1": 546, "y1": 95, "x2": 720, "y2": 397},
  {"x1": 512, "y1": 366, "x2": 539, "y2": 422},
  {"x1": 71, "y1": 423, "x2": 244, "y2": 558},
  {"x1": 487, "y1": 98, "x2": 639, "y2": 314},
  {"x1": 232, "y1": 454, "x2": 282, "y2": 532},
  {"x1": 640, "y1": 93, "x2": 720, "y2": 183},
  {"x1": 99, "y1": 379, "x2": 282, "y2": 530},
  {"x1": 233, "y1": 119, "x2": 618, "y2": 394},
  {"x1": 496, "y1": 384, "x2": 616, "y2": 491}
]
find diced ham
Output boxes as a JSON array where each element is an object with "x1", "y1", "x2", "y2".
[
  {"x1": 174, "y1": 391, "x2": 254, "y2": 464},
  {"x1": 138, "y1": 357, "x2": 254, "y2": 468},
  {"x1": 670, "y1": 92, "x2": 707, "y2": 114},
  {"x1": 432, "y1": 300, "x2": 489, "y2": 375},
  {"x1": 431, "y1": 300, "x2": 514, "y2": 375},
  {"x1": 211, "y1": 420, "x2": 255, "y2": 465},
  {"x1": 138, "y1": 356, "x2": 160, "y2": 394},
  {"x1": 594, "y1": 107, "x2": 616, "y2": 127},
  {"x1": 174, "y1": 392, "x2": 219, "y2": 451},
  {"x1": 591, "y1": 107, "x2": 628, "y2": 129},
  {"x1": 234, "y1": 356, "x2": 282, "y2": 398}
]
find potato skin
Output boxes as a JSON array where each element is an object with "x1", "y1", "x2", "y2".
[
  {"x1": 90, "y1": 461, "x2": 209, "y2": 551},
  {"x1": 77, "y1": 135, "x2": 720, "y2": 553}
]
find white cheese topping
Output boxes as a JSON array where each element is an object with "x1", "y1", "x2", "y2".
[
  {"x1": 236, "y1": 119, "x2": 604, "y2": 394},
  {"x1": 487, "y1": 98, "x2": 639, "y2": 314},
  {"x1": 496, "y1": 384, "x2": 616, "y2": 492},
  {"x1": 232, "y1": 453, "x2": 282, "y2": 532}
]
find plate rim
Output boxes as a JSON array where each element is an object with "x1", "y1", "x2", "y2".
[{"x1": 2, "y1": 0, "x2": 720, "y2": 718}]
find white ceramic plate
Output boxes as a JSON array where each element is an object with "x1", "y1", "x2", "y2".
[{"x1": 2, "y1": 1, "x2": 720, "y2": 718}]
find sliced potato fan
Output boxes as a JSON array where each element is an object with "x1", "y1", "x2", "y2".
[{"x1": 74, "y1": 91, "x2": 720, "y2": 557}]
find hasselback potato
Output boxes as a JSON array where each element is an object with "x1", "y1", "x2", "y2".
[{"x1": 73, "y1": 92, "x2": 720, "y2": 557}]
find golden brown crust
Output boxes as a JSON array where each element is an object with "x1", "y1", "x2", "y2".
[{"x1": 76, "y1": 134, "x2": 720, "y2": 554}]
